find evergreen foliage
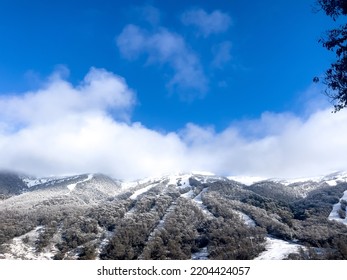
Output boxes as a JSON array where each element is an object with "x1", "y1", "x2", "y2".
[{"x1": 315, "y1": 0, "x2": 347, "y2": 111}]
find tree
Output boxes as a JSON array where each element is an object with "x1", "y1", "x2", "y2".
[
  {"x1": 317, "y1": 0, "x2": 347, "y2": 18},
  {"x1": 315, "y1": 0, "x2": 347, "y2": 111}
]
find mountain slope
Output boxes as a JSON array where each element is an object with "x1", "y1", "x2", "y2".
[
  {"x1": 0, "y1": 171, "x2": 347, "y2": 260},
  {"x1": 0, "y1": 171, "x2": 29, "y2": 196}
]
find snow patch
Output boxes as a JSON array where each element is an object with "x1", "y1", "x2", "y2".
[
  {"x1": 254, "y1": 237, "x2": 302, "y2": 260},
  {"x1": 129, "y1": 183, "x2": 156, "y2": 200},
  {"x1": 23, "y1": 178, "x2": 50, "y2": 188},
  {"x1": 181, "y1": 189, "x2": 194, "y2": 199},
  {"x1": 323, "y1": 171, "x2": 347, "y2": 186},
  {"x1": 66, "y1": 174, "x2": 93, "y2": 193},
  {"x1": 328, "y1": 190, "x2": 347, "y2": 225},
  {"x1": 228, "y1": 176, "x2": 266, "y2": 186},
  {"x1": 234, "y1": 210, "x2": 256, "y2": 227},
  {"x1": 167, "y1": 174, "x2": 192, "y2": 188},
  {"x1": 144, "y1": 203, "x2": 176, "y2": 245},
  {"x1": 67, "y1": 183, "x2": 76, "y2": 192},
  {"x1": 23, "y1": 176, "x2": 67, "y2": 188},
  {"x1": 271, "y1": 171, "x2": 347, "y2": 186},
  {"x1": 96, "y1": 229, "x2": 115, "y2": 259},
  {"x1": 192, "y1": 247, "x2": 208, "y2": 260},
  {"x1": 0, "y1": 226, "x2": 57, "y2": 260},
  {"x1": 191, "y1": 188, "x2": 214, "y2": 218},
  {"x1": 272, "y1": 176, "x2": 322, "y2": 186},
  {"x1": 326, "y1": 180, "x2": 337, "y2": 186},
  {"x1": 121, "y1": 181, "x2": 139, "y2": 189}
]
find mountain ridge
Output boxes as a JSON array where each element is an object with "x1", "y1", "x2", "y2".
[{"x1": 0, "y1": 170, "x2": 347, "y2": 260}]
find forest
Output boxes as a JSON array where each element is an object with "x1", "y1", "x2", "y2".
[{"x1": 0, "y1": 171, "x2": 347, "y2": 260}]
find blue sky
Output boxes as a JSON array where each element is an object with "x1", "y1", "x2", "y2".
[
  {"x1": 0, "y1": 0, "x2": 334, "y2": 129},
  {"x1": 0, "y1": 0, "x2": 346, "y2": 179}
]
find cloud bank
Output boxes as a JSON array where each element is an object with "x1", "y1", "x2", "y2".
[{"x1": 0, "y1": 68, "x2": 347, "y2": 180}]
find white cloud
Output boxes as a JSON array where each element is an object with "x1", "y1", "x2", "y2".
[
  {"x1": 1, "y1": 115, "x2": 187, "y2": 179},
  {"x1": 181, "y1": 9, "x2": 232, "y2": 37},
  {"x1": 0, "y1": 68, "x2": 187, "y2": 179},
  {"x1": 0, "y1": 69, "x2": 346, "y2": 180},
  {"x1": 137, "y1": 5, "x2": 161, "y2": 26},
  {"x1": 117, "y1": 24, "x2": 208, "y2": 97},
  {"x1": 212, "y1": 41, "x2": 232, "y2": 68},
  {"x1": 115, "y1": 25, "x2": 146, "y2": 60},
  {"x1": 0, "y1": 67, "x2": 135, "y2": 127},
  {"x1": 183, "y1": 109, "x2": 347, "y2": 178}
]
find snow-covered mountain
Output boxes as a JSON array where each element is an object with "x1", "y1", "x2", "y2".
[{"x1": 0, "y1": 170, "x2": 347, "y2": 260}]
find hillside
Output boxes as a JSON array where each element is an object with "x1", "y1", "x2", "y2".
[{"x1": 0, "y1": 171, "x2": 347, "y2": 260}]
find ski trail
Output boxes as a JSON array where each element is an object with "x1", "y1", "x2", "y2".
[
  {"x1": 65, "y1": 174, "x2": 93, "y2": 196},
  {"x1": 96, "y1": 229, "x2": 115, "y2": 259},
  {"x1": 66, "y1": 174, "x2": 93, "y2": 193},
  {"x1": 129, "y1": 183, "x2": 156, "y2": 200},
  {"x1": 146, "y1": 202, "x2": 176, "y2": 242},
  {"x1": 328, "y1": 190, "x2": 347, "y2": 225},
  {"x1": 138, "y1": 202, "x2": 177, "y2": 259},
  {"x1": 189, "y1": 188, "x2": 214, "y2": 219},
  {"x1": 233, "y1": 210, "x2": 256, "y2": 227}
]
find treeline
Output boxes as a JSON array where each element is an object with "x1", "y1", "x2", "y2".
[
  {"x1": 100, "y1": 190, "x2": 177, "y2": 260},
  {"x1": 201, "y1": 180, "x2": 347, "y2": 259}
]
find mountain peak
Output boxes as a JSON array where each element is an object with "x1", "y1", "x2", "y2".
[{"x1": 1, "y1": 169, "x2": 347, "y2": 260}]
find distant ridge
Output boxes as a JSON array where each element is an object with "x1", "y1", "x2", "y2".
[{"x1": 0, "y1": 170, "x2": 347, "y2": 260}]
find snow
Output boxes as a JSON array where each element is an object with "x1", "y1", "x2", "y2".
[
  {"x1": 326, "y1": 180, "x2": 337, "y2": 186},
  {"x1": 96, "y1": 229, "x2": 115, "y2": 259},
  {"x1": 323, "y1": 171, "x2": 347, "y2": 186},
  {"x1": 143, "y1": 203, "x2": 177, "y2": 247},
  {"x1": 192, "y1": 189, "x2": 207, "y2": 206},
  {"x1": 191, "y1": 171, "x2": 215, "y2": 176},
  {"x1": 124, "y1": 205, "x2": 136, "y2": 218},
  {"x1": 192, "y1": 247, "x2": 208, "y2": 260},
  {"x1": 328, "y1": 190, "x2": 347, "y2": 225},
  {"x1": 167, "y1": 174, "x2": 192, "y2": 188},
  {"x1": 272, "y1": 171, "x2": 347, "y2": 186},
  {"x1": 272, "y1": 176, "x2": 322, "y2": 186},
  {"x1": 121, "y1": 173, "x2": 192, "y2": 191},
  {"x1": 234, "y1": 210, "x2": 256, "y2": 227},
  {"x1": 121, "y1": 176, "x2": 159, "y2": 190},
  {"x1": 181, "y1": 189, "x2": 194, "y2": 199},
  {"x1": 67, "y1": 183, "x2": 76, "y2": 192},
  {"x1": 229, "y1": 171, "x2": 347, "y2": 187},
  {"x1": 23, "y1": 175, "x2": 82, "y2": 188},
  {"x1": 122, "y1": 172, "x2": 225, "y2": 191},
  {"x1": 121, "y1": 181, "x2": 139, "y2": 189},
  {"x1": 129, "y1": 183, "x2": 155, "y2": 200},
  {"x1": 191, "y1": 188, "x2": 214, "y2": 219},
  {"x1": 0, "y1": 226, "x2": 57, "y2": 260},
  {"x1": 23, "y1": 176, "x2": 67, "y2": 188},
  {"x1": 23, "y1": 174, "x2": 95, "y2": 190},
  {"x1": 228, "y1": 176, "x2": 267, "y2": 186},
  {"x1": 23, "y1": 178, "x2": 50, "y2": 188},
  {"x1": 254, "y1": 237, "x2": 303, "y2": 260},
  {"x1": 66, "y1": 174, "x2": 93, "y2": 193}
]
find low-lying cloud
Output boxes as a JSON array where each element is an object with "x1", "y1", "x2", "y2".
[{"x1": 0, "y1": 68, "x2": 346, "y2": 180}]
